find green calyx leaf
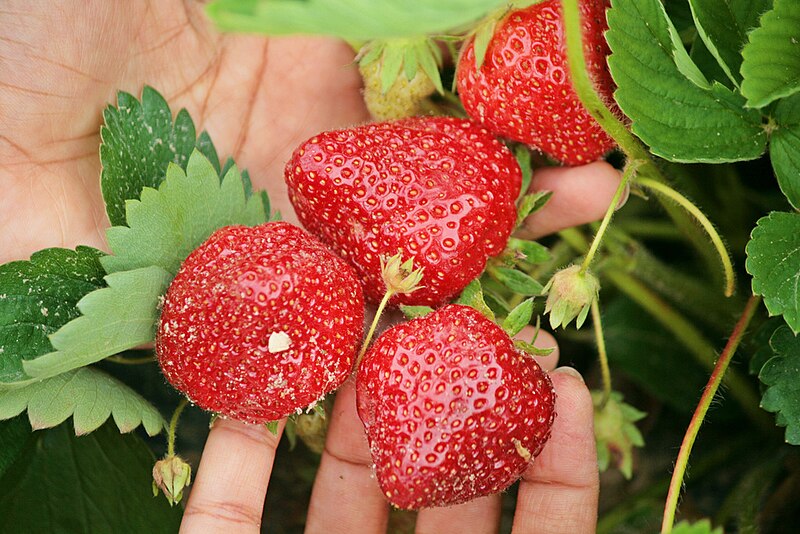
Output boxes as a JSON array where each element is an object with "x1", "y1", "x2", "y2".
[
  {"x1": 101, "y1": 150, "x2": 268, "y2": 276},
  {"x1": 543, "y1": 265, "x2": 599, "y2": 330},
  {"x1": 514, "y1": 339, "x2": 554, "y2": 357},
  {"x1": 687, "y1": 0, "x2": 771, "y2": 88},
  {"x1": 593, "y1": 391, "x2": 646, "y2": 479},
  {"x1": 758, "y1": 325, "x2": 800, "y2": 444},
  {"x1": 515, "y1": 191, "x2": 552, "y2": 229},
  {"x1": 514, "y1": 146, "x2": 533, "y2": 202},
  {"x1": 457, "y1": 279, "x2": 496, "y2": 321},
  {"x1": 740, "y1": 0, "x2": 800, "y2": 108},
  {"x1": 0, "y1": 367, "x2": 165, "y2": 436},
  {"x1": 400, "y1": 305, "x2": 434, "y2": 319},
  {"x1": 265, "y1": 421, "x2": 280, "y2": 436},
  {"x1": 152, "y1": 455, "x2": 192, "y2": 507},
  {"x1": 502, "y1": 298, "x2": 534, "y2": 338},
  {"x1": 746, "y1": 212, "x2": 800, "y2": 333},
  {"x1": 0, "y1": 247, "x2": 106, "y2": 386},
  {"x1": 607, "y1": 0, "x2": 767, "y2": 163},
  {"x1": 770, "y1": 93, "x2": 800, "y2": 209},
  {"x1": 491, "y1": 267, "x2": 544, "y2": 297},
  {"x1": 21, "y1": 266, "x2": 173, "y2": 381},
  {"x1": 360, "y1": 38, "x2": 444, "y2": 95},
  {"x1": 206, "y1": 0, "x2": 508, "y2": 41}
]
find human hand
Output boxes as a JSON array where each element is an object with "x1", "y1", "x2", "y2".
[{"x1": 1, "y1": 2, "x2": 623, "y2": 532}]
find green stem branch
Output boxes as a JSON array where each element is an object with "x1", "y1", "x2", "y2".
[
  {"x1": 167, "y1": 398, "x2": 189, "y2": 457},
  {"x1": 356, "y1": 290, "x2": 394, "y2": 368},
  {"x1": 638, "y1": 177, "x2": 735, "y2": 297},
  {"x1": 580, "y1": 163, "x2": 635, "y2": 273},
  {"x1": 591, "y1": 298, "x2": 612, "y2": 408},
  {"x1": 660, "y1": 296, "x2": 762, "y2": 533}
]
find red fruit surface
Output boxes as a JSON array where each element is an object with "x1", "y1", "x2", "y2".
[
  {"x1": 356, "y1": 304, "x2": 556, "y2": 509},
  {"x1": 285, "y1": 117, "x2": 521, "y2": 307},
  {"x1": 156, "y1": 222, "x2": 365, "y2": 424},
  {"x1": 457, "y1": 0, "x2": 617, "y2": 165}
]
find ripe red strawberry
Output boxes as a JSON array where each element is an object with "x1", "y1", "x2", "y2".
[
  {"x1": 457, "y1": 0, "x2": 617, "y2": 165},
  {"x1": 285, "y1": 117, "x2": 521, "y2": 307},
  {"x1": 156, "y1": 222, "x2": 364, "y2": 424},
  {"x1": 356, "y1": 304, "x2": 555, "y2": 509}
]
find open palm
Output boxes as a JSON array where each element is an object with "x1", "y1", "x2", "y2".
[{"x1": 1, "y1": 2, "x2": 625, "y2": 533}]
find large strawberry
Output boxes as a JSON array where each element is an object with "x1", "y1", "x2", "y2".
[
  {"x1": 156, "y1": 222, "x2": 365, "y2": 424},
  {"x1": 285, "y1": 117, "x2": 521, "y2": 307},
  {"x1": 356, "y1": 304, "x2": 556, "y2": 509},
  {"x1": 457, "y1": 0, "x2": 617, "y2": 165}
]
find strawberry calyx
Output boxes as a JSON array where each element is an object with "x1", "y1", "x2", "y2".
[
  {"x1": 380, "y1": 253, "x2": 424, "y2": 296},
  {"x1": 152, "y1": 398, "x2": 191, "y2": 506},
  {"x1": 543, "y1": 264, "x2": 600, "y2": 329}
]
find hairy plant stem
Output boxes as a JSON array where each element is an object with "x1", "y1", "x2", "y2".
[
  {"x1": 591, "y1": 299, "x2": 612, "y2": 408},
  {"x1": 580, "y1": 162, "x2": 635, "y2": 274},
  {"x1": 356, "y1": 290, "x2": 394, "y2": 368},
  {"x1": 661, "y1": 296, "x2": 762, "y2": 533},
  {"x1": 106, "y1": 354, "x2": 156, "y2": 365},
  {"x1": 637, "y1": 177, "x2": 735, "y2": 297},
  {"x1": 167, "y1": 398, "x2": 189, "y2": 457}
]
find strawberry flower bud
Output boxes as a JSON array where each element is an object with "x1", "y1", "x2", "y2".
[
  {"x1": 543, "y1": 265, "x2": 600, "y2": 329},
  {"x1": 152, "y1": 455, "x2": 192, "y2": 506}
]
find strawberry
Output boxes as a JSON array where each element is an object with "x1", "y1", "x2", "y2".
[
  {"x1": 285, "y1": 117, "x2": 521, "y2": 307},
  {"x1": 356, "y1": 304, "x2": 556, "y2": 509},
  {"x1": 457, "y1": 0, "x2": 617, "y2": 165},
  {"x1": 156, "y1": 222, "x2": 365, "y2": 424}
]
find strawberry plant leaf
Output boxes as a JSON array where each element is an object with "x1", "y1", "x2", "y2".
[
  {"x1": 0, "y1": 422, "x2": 182, "y2": 533},
  {"x1": 770, "y1": 93, "x2": 800, "y2": 209},
  {"x1": 740, "y1": 0, "x2": 800, "y2": 108},
  {"x1": 671, "y1": 519, "x2": 724, "y2": 534},
  {"x1": 514, "y1": 340, "x2": 554, "y2": 357},
  {"x1": 101, "y1": 151, "x2": 267, "y2": 276},
  {"x1": 0, "y1": 416, "x2": 29, "y2": 478},
  {"x1": 506, "y1": 238, "x2": 551, "y2": 264},
  {"x1": 513, "y1": 146, "x2": 533, "y2": 202},
  {"x1": 21, "y1": 266, "x2": 172, "y2": 381},
  {"x1": 399, "y1": 305, "x2": 434, "y2": 319},
  {"x1": 456, "y1": 279, "x2": 496, "y2": 321},
  {"x1": 0, "y1": 367, "x2": 165, "y2": 436},
  {"x1": 759, "y1": 325, "x2": 800, "y2": 444},
  {"x1": 492, "y1": 267, "x2": 544, "y2": 296},
  {"x1": 607, "y1": 0, "x2": 767, "y2": 162},
  {"x1": 502, "y1": 298, "x2": 534, "y2": 337},
  {"x1": 688, "y1": 0, "x2": 772, "y2": 87},
  {"x1": 206, "y1": 0, "x2": 508, "y2": 40},
  {"x1": 745, "y1": 212, "x2": 800, "y2": 333},
  {"x1": 515, "y1": 191, "x2": 552, "y2": 228},
  {"x1": 0, "y1": 247, "x2": 106, "y2": 385}
]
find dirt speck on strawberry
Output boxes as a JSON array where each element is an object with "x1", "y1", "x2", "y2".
[{"x1": 156, "y1": 222, "x2": 365, "y2": 424}]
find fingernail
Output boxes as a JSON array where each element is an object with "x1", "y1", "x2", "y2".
[
  {"x1": 552, "y1": 366, "x2": 585, "y2": 383},
  {"x1": 615, "y1": 183, "x2": 631, "y2": 211}
]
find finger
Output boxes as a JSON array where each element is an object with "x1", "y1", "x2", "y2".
[
  {"x1": 512, "y1": 368, "x2": 598, "y2": 534},
  {"x1": 305, "y1": 378, "x2": 389, "y2": 534},
  {"x1": 515, "y1": 326, "x2": 560, "y2": 372},
  {"x1": 415, "y1": 494, "x2": 501, "y2": 534},
  {"x1": 520, "y1": 161, "x2": 625, "y2": 239},
  {"x1": 181, "y1": 418, "x2": 284, "y2": 534}
]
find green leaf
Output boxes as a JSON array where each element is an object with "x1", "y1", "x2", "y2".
[
  {"x1": 0, "y1": 416, "x2": 30, "y2": 478},
  {"x1": 492, "y1": 267, "x2": 544, "y2": 296},
  {"x1": 101, "y1": 151, "x2": 267, "y2": 276},
  {"x1": 0, "y1": 421, "x2": 183, "y2": 532},
  {"x1": 456, "y1": 279, "x2": 496, "y2": 321},
  {"x1": 746, "y1": 212, "x2": 800, "y2": 333},
  {"x1": 759, "y1": 325, "x2": 800, "y2": 444},
  {"x1": 206, "y1": 0, "x2": 507, "y2": 40},
  {"x1": 514, "y1": 146, "x2": 533, "y2": 202},
  {"x1": 506, "y1": 238, "x2": 551, "y2": 264},
  {"x1": 771, "y1": 93, "x2": 800, "y2": 209},
  {"x1": 0, "y1": 367, "x2": 165, "y2": 436},
  {"x1": 741, "y1": 0, "x2": 800, "y2": 108},
  {"x1": 0, "y1": 247, "x2": 106, "y2": 385},
  {"x1": 399, "y1": 305, "x2": 434, "y2": 319},
  {"x1": 671, "y1": 519, "x2": 724, "y2": 534},
  {"x1": 502, "y1": 298, "x2": 534, "y2": 337},
  {"x1": 607, "y1": 0, "x2": 768, "y2": 162},
  {"x1": 515, "y1": 191, "x2": 552, "y2": 228},
  {"x1": 473, "y1": 17, "x2": 499, "y2": 70},
  {"x1": 514, "y1": 339, "x2": 554, "y2": 357},
  {"x1": 21, "y1": 266, "x2": 173, "y2": 380},
  {"x1": 688, "y1": 0, "x2": 772, "y2": 87}
]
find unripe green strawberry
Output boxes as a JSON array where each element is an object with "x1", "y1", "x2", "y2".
[{"x1": 360, "y1": 59, "x2": 436, "y2": 120}]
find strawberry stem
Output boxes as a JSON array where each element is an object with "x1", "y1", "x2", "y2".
[
  {"x1": 579, "y1": 161, "x2": 635, "y2": 275},
  {"x1": 637, "y1": 178, "x2": 735, "y2": 298},
  {"x1": 660, "y1": 296, "x2": 761, "y2": 533},
  {"x1": 167, "y1": 398, "x2": 189, "y2": 457},
  {"x1": 590, "y1": 298, "x2": 612, "y2": 409},
  {"x1": 356, "y1": 289, "x2": 395, "y2": 368}
]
